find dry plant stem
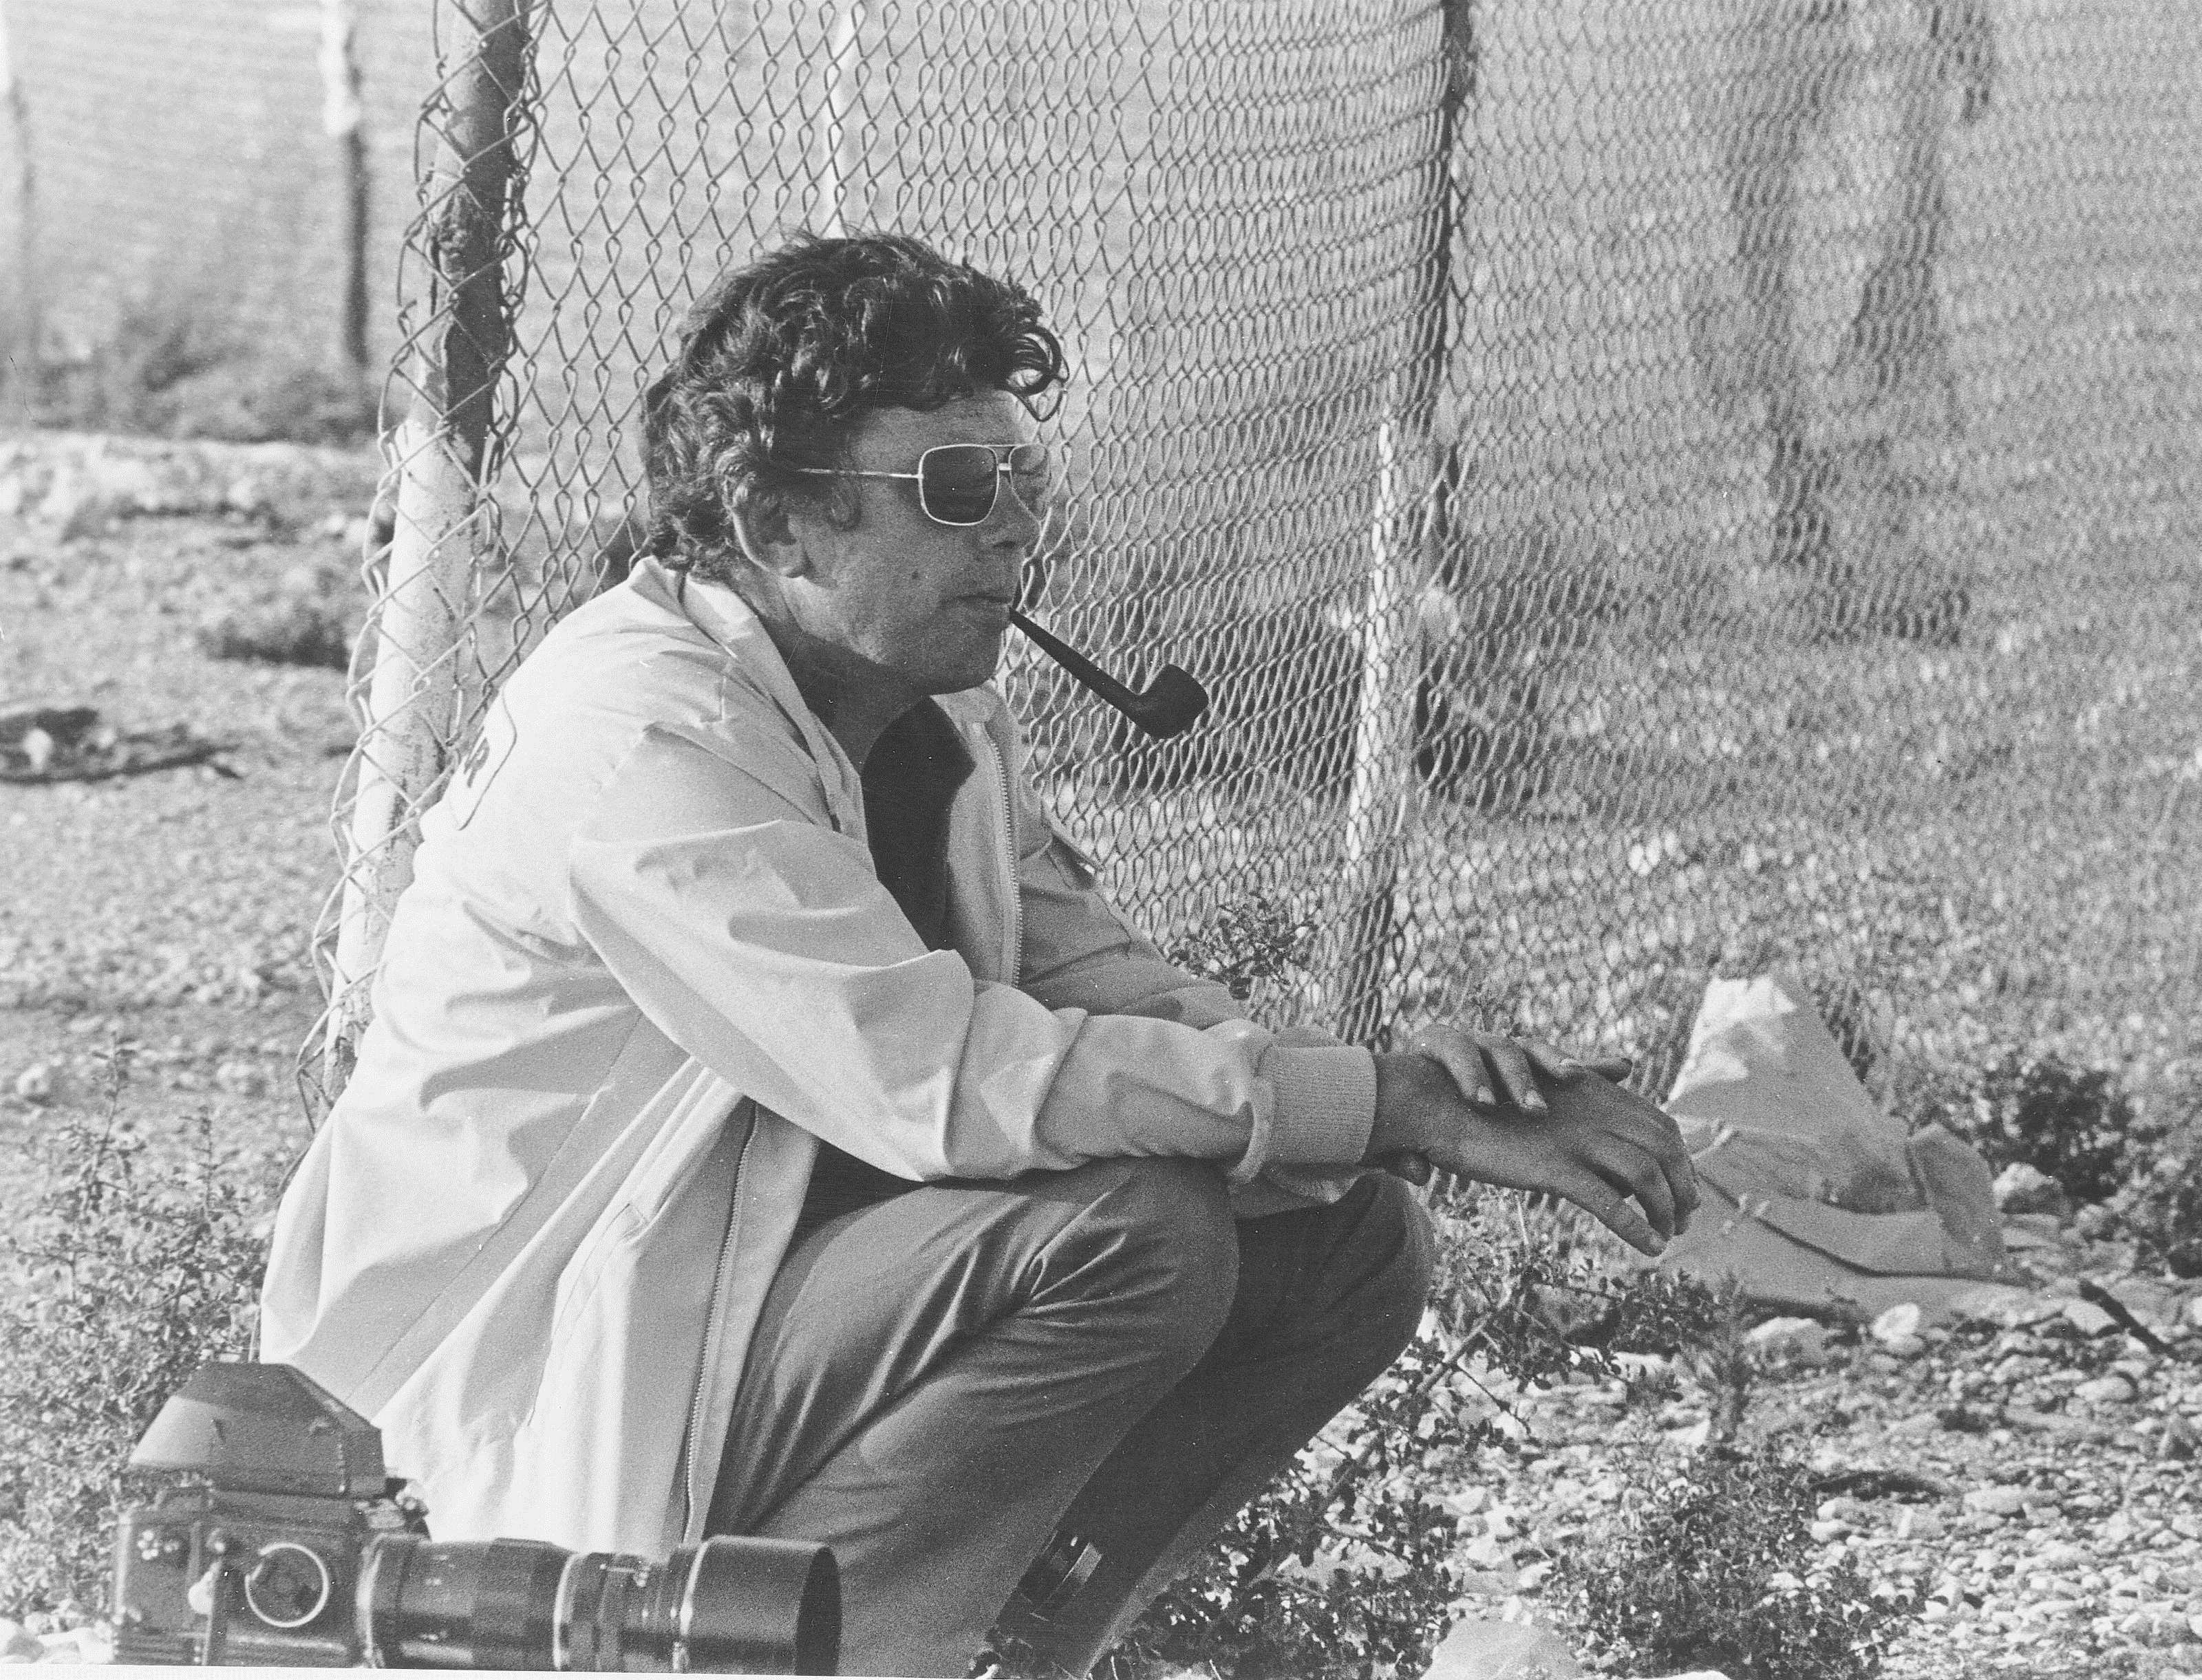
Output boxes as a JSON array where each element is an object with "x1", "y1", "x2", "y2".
[{"x1": 1283, "y1": 1300, "x2": 1505, "y2": 1573}]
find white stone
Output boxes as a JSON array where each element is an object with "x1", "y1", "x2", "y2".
[
  {"x1": 1872, "y1": 1302, "x2": 1923, "y2": 1344},
  {"x1": 1444, "y1": 1486, "x2": 1491, "y2": 1520},
  {"x1": 2077, "y1": 1373, "x2": 2139, "y2": 1406},
  {"x1": 1746, "y1": 1316, "x2": 1828, "y2": 1362},
  {"x1": 10, "y1": 1064, "x2": 52, "y2": 1103},
  {"x1": 1422, "y1": 1617, "x2": 1584, "y2": 1679},
  {"x1": 1993, "y1": 1161, "x2": 2066, "y2": 1214},
  {"x1": 213, "y1": 1059, "x2": 265, "y2": 1096},
  {"x1": 1965, "y1": 1486, "x2": 2031, "y2": 1518},
  {"x1": 1949, "y1": 1283, "x2": 2044, "y2": 1326},
  {"x1": 1460, "y1": 1534, "x2": 1512, "y2": 1571},
  {"x1": 36, "y1": 1624, "x2": 109, "y2": 1663},
  {"x1": 2062, "y1": 1299, "x2": 2120, "y2": 1338}
]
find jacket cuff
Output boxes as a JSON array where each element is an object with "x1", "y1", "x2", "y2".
[{"x1": 1261, "y1": 1043, "x2": 1378, "y2": 1167}]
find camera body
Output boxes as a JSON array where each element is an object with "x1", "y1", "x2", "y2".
[
  {"x1": 115, "y1": 1478, "x2": 423, "y2": 1666},
  {"x1": 113, "y1": 1363, "x2": 840, "y2": 1672}
]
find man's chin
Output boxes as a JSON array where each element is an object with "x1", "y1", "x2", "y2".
[{"x1": 928, "y1": 634, "x2": 1006, "y2": 694}]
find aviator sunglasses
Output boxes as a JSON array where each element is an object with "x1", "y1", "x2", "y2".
[{"x1": 791, "y1": 441, "x2": 1056, "y2": 528}]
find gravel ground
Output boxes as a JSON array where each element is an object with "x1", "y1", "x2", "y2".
[
  {"x1": 1, "y1": 440, "x2": 372, "y2": 1203},
  {"x1": 1435, "y1": 1224, "x2": 2202, "y2": 1680}
]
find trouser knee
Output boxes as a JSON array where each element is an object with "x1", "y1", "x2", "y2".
[
  {"x1": 1370, "y1": 1174, "x2": 1437, "y2": 1341},
  {"x1": 1045, "y1": 1156, "x2": 1239, "y2": 1371},
  {"x1": 1325, "y1": 1173, "x2": 1437, "y2": 1370}
]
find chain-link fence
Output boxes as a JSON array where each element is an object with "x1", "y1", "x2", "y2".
[
  {"x1": 313, "y1": 0, "x2": 2202, "y2": 1117},
  {"x1": 0, "y1": 0, "x2": 433, "y2": 417}
]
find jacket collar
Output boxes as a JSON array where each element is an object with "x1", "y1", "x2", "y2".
[{"x1": 629, "y1": 556, "x2": 870, "y2": 835}]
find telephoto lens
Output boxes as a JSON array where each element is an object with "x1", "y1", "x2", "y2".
[{"x1": 357, "y1": 1534, "x2": 840, "y2": 1673}]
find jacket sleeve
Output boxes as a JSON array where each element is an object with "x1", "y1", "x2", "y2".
[
  {"x1": 565, "y1": 722, "x2": 1372, "y2": 1187},
  {"x1": 1003, "y1": 717, "x2": 1380, "y2": 1209}
]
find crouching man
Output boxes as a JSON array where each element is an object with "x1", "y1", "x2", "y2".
[{"x1": 261, "y1": 232, "x2": 1696, "y2": 1677}]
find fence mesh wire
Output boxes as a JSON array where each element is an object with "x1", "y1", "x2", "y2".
[{"x1": 314, "y1": 0, "x2": 2202, "y2": 1117}]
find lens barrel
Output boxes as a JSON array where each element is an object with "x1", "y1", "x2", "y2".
[{"x1": 359, "y1": 1534, "x2": 838, "y2": 1674}]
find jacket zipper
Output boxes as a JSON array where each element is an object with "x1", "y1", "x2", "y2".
[
  {"x1": 984, "y1": 733, "x2": 1023, "y2": 984},
  {"x1": 679, "y1": 1106, "x2": 755, "y2": 1538}
]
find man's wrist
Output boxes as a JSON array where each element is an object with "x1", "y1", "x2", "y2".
[{"x1": 1365, "y1": 1050, "x2": 1450, "y2": 1165}]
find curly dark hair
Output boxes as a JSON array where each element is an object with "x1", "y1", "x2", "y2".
[{"x1": 640, "y1": 231, "x2": 1067, "y2": 583}]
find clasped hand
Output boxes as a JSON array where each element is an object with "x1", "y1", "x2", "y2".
[{"x1": 1364, "y1": 1024, "x2": 1699, "y2": 1257}]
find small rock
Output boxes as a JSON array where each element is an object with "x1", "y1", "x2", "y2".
[
  {"x1": 1810, "y1": 1518, "x2": 1854, "y2": 1542},
  {"x1": 1994, "y1": 1161, "x2": 2069, "y2": 1215},
  {"x1": 1422, "y1": 1618, "x2": 1585, "y2": 1679},
  {"x1": 1965, "y1": 1486, "x2": 2031, "y2": 1518},
  {"x1": 2062, "y1": 1298, "x2": 2120, "y2": 1338},
  {"x1": 11, "y1": 1064, "x2": 52, "y2": 1103},
  {"x1": 0, "y1": 1624, "x2": 38, "y2": 1663},
  {"x1": 1871, "y1": 1302, "x2": 1923, "y2": 1347},
  {"x1": 213, "y1": 1059, "x2": 266, "y2": 1096},
  {"x1": 1746, "y1": 1316, "x2": 1828, "y2": 1363},
  {"x1": 2186, "y1": 1296, "x2": 2202, "y2": 1331},
  {"x1": 36, "y1": 1624, "x2": 109, "y2": 1663},
  {"x1": 1444, "y1": 1486, "x2": 1492, "y2": 1520},
  {"x1": 2077, "y1": 1372, "x2": 2139, "y2": 1407},
  {"x1": 1950, "y1": 1283, "x2": 2055, "y2": 1326},
  {"x1": 1894, "y1": 1509, "x2": 1947, "y2": 1541},
  {"x1": 223, "y1": 475, "x2": 270, "y2": 516},
  {"x1": 1460, "y1": 1533, "x2": 1512, "y2": 1571}
]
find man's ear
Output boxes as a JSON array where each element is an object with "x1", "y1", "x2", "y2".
[{"x1": 727, "y1": 490, "x2": 809, "y2": 581}]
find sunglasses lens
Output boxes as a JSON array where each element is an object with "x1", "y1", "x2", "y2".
[{"x1": 919, "y1": 445, "x2": 1001, "y2": 526}]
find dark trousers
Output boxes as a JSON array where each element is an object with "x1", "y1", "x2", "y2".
[{"x1": 706, "y1": 1159, "x2": 1433, "y2": 1677}]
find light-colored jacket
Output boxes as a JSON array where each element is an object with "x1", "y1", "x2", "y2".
[{"x1": 261, "y1": 558, "x2": 1376, "y2": 1558}]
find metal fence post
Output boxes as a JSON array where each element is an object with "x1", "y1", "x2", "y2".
[
  {"x1": 320, "y1": 0, "x2": 371, "y2": 371},
  {"x1": 0, "y1": 0, "x2": 36, "y2": 385},
  {"x1": 1332, "y1": 1, "x2": 1472, "y2": 1048},
  {"x1": 323, "y1": 0, "x2": 533, "y2": 1086}
]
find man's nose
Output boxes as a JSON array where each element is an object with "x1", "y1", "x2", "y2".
[{"x1": 984, "y1": 471, "x2": 1045, "y2": 549}]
